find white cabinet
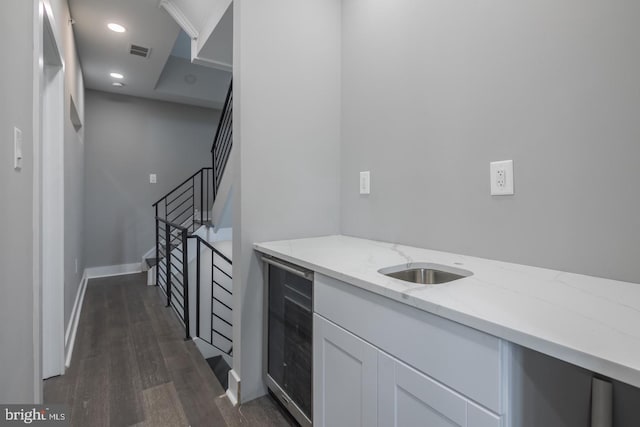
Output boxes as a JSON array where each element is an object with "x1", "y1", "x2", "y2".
[
  {"x1": 314, "y1": 274, "x2": 504, "y2": 413},
  {"x1": 313, "y1": 314, "x2": 378, "y2": 427},
  {"x1": 315, "y1": 313, "x2": 501, "y2": 427},
  {"x1": 313, "y1": 273, "x2": 505, "y2": 427}
]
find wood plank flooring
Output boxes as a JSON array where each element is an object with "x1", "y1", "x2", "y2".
[{"x1": 44, "y1": 273, "x2": 295, "y2": 427}]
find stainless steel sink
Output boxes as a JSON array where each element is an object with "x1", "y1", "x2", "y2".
[{"x1": 378, "y1": 263, "x2": 472, "y2": 285}]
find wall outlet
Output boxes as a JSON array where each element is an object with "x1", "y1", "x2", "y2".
[
  {"x1": 490, "y1": 160, "x2": 514, "y2": 195},
  {"x1": 360, "y1": 171, "x2": 370, "y2": 195},
  {"x1": 149, "y1": 173, "x2": 157, "y2": 184}
]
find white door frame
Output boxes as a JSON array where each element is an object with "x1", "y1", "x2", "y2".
[{"x1": 36, "y1": 0, "x2": 66, "y2": 382}]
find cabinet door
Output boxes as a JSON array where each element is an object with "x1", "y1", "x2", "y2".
[
  {"x1": 313, "y1": 314, "x2": 378, "y2": 427},
  {"x1": 379, "y1": 351, "x2": 466, "y2": 427},
  {"x1": 379, "y1": 352, "x2": 499, "y2": 427}
]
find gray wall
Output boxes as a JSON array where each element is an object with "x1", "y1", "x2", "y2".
[
  {"x1": 0, "y1": 0, "x2": 36, "y2": 403},
  {"x1": 340, "y1": 0, "x2": 640, "y2": 284},
  {"x1": 340, "y1": 1, "x2": 640, "y2": 423},
  {"x1": 233, "y1": 0, "x2": 341, "y2": 402},
  {"x1": 217, "y1": 189, "x2": 233, "y2": 229},
  {"x1": 83, "y1": 90, "x2": 220, "y2": 267}
]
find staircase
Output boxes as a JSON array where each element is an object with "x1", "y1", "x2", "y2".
[{"x1": 150, "y1": 82, "x2": 233, "y2": 381}]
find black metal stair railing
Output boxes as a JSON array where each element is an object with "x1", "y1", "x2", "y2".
[
  {"x1": 212, "y1": 81, "x2": 233, "y2": 199},
  {"x1": 153, "y1": 167, "x2": 214, "y2": 233},
  {"x1": 150, "y1": 81, "x2": 233, "y2": 345},
  {"x1": 155, "y1": 217, "x2": 190, "y2": 340},
  {"x1": 189, "y1": 234, "x2": 233, "y2": 356}
]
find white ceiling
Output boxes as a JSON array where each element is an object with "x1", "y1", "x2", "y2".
[{"x1": 68, "y1": 0, "x2": 231, "y2": 109}]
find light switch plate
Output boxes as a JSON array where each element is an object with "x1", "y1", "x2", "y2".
[
  {"x1": 360, "y1": 171, "x2": 370, "y2": 195},
  {"x1": 490, "y1": 160, "x2": 514, "y2": 195},
  {"x1": 14, "y1": 127, "x2": 23, "y2": 170},
  {"x1": 149, "y1": 174, "x2": 157, "y2": 184}
]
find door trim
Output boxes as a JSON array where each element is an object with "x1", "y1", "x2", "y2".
[{"x1": 36, "y1": 0, "x2": 66, "y2": 384}]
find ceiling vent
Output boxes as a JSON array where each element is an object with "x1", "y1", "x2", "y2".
[{"x1": 129, "y1": 44, "x2": 150, "y2": 58}]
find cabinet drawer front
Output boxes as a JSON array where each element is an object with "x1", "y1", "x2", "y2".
[{"x1": 315, "y1": 273, "x2": 503, "y2": 413}]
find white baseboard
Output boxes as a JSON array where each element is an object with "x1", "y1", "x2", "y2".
[
  {"x1": 226, "y1": 388, "x2": 238, "y2": 406},
  {"x1": 141, "y1": 246, "x2": 156, "y2": 272},
  {"x1": 64, "y1": 272, "x2": 88, "y2": 368},
  {"x1": 85, "y1": 262, "x2": 142, "y2": 279},
  {"x1": 147, "y1": 266, "x2": 156, "y2": 286},
  {"x1": 64, "y1": 262, "x2": 146, "y2": 368},
  {"x1": 227, "y1": 369, "x2": 241, "y2": 406}
]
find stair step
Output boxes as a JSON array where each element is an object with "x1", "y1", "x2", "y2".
[
  {"x1": 145, "y1": 257, "x2": 159, "y2": 268},
  {"x1": 206, "y1": 355, "x2": 230, "y2": 390}
]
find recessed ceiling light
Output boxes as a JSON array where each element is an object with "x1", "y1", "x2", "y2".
[
  {"x1": 112, "y1": 82, "x2": 124, "y2": 87},
  {"x1": 107, "y1": 23, "x2": 126, "y2": 33},
  {"x1": 110, "y1": 72, "x2": 124, "y2": 79}
]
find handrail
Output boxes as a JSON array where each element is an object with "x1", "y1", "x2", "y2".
[{"x1": 152, "y1": 167, "x2": 213, "y2": 207}]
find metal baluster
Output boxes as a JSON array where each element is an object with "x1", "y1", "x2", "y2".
[
  {"x1": 214, "y1": 157, "x2": 218, "y2": 204},
  {"x1": 191, "y1": 176, "x2": 195, "y2": 232},
  {"x1": 196, "y1": 238, "x2": 201, "y2": 338},
  {"x1": 165, "y1": 222, "x2": 171, "y2": 308},
  {"x1": 214, "y1": 251, "x2": 215, "y2": 343},
  {"x1": 182, "y1": 229, "x2": 190, "y2": 340},
  {"x1": 200, "y1": 170, "x2": 204, "y2": 224},
  {"x1": 155, "y1": 206, "x2": 159, "y2": 287}
]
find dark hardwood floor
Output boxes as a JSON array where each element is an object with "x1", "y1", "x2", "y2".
[{"x1": 44, "y1": 273, "x2": 295, "y2": 427}]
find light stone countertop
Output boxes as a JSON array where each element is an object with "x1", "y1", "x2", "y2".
[{"x1": 254, "y1": 234, "x2": 640, "y2": 389}]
